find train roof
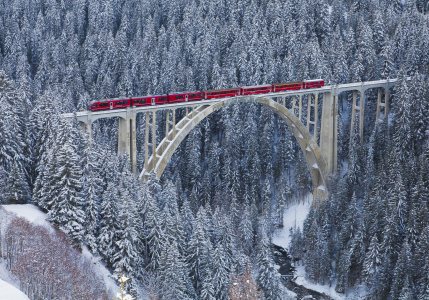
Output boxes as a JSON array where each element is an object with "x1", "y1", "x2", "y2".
[
  {"x1": 303, "y1": 79, "x2": 324, "y2": 82},
  {"x1": 90, "y1": 97, "x2": 129, "y2": 104},
  {"x1": 131, "y1": 94, "x2": 166, "y2": 98},
  {"x1": 169, "y1": 91, "x2": 202, "y2": 95},
  {"x1": 204, "y1": 87, "x2": 240, "y2": 93},
  {"x1": 241, "y1": 84, "x2": 272, "y2": 89},
  {"x1": 273, "y1": 81, "x2": 303, "y2": 86}
]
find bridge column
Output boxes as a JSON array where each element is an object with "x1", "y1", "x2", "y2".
[
  {"x1": 291, "y1": 95, "x2": 303, "y2": 122},
  {"x1": 376, "y1": 86, "x2": 389, "y2": 123},
  {"x1": 359, "y1": 89, "x2": 364, "y2": 143},
  {"x1": 292, "y1": 95, "x2": 299, "y2": 117},
  {"x1": 144, "y1": 111, "x2": 157, "y2": 175},
  {"x1": 165, "y1": 109, "x2": 176, "y2": 140},
  {"x1": 86, "y1": 121, "x2": 92, "y2": 140},
  {"x1": 130, "y1": 111, "x2": 137, "y2": 174},
  {"x1": 78, "y1": 113, "x2": 92, "y2": 140},
  {"x1": 320, "y1": 89, "x2": 338, "y2": 175},
  {"x1": 307, "y1": 93, "x2": 318, "y2": 142},
  {"x1": 118, "y1": 108, "x2": 137, "y2": 174},
  {"x1": 385, "y1": 85, "x2": 389, "y2": 124},
  {"x1": 350, "y1": 89, "x2": 365, "y2": 144}
]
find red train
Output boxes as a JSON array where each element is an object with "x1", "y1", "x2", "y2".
[{"x1": 89, "y1": 79, "x2": 324, "y2": 111}]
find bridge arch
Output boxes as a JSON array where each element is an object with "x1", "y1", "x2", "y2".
[{"x1": 139, "y1": 96, "x2": 329, "y2": 196}]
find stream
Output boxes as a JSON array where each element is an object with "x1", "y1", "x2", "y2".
[{"x1": 271, "y1": 244, "x2": 333, "y2": 300}]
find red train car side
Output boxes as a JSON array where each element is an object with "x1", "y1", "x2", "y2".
[
  {"x1": 303, "y1": 79, "x2": 324, "y2": 89},
  {"x1": 272, "y1": 82, "x2": 303, "y2": 92},
  {"x1": 203, "y1": 88, "x2": 240, "y2": 99},
  {"x1": 89, "y1": 98, "x2": 130, "y2": 111},
  {"x1": 132, "y1": 95, "x2": 168, "y2": 106},
  {"x1": 168, "y1": 92, "x2": 204, "y2": 103},
  {"x1": 240, "y1": 84, "x2": 272, "y2": 96}
]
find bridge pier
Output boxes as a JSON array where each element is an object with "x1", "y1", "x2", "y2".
[
  {"x1": 144, "y1": 111, "x2": 157, "y2": 177},
  {"x1": 350, "y1": 89, "x2": 365, "y2": 144},
  {"x1": 118, "y1": 108, "x2": 137, "y2": 174},
  {"x1": 376, "y1": 86, "x2": 389, "y2": 123},
  {"x1": 79, "y1": 120, "x2": 92, "y2": 140},
  {"x1": 320, "y1": 89, "x2": 338, "y2": 175},
  {"x1": 307, "y1": 92, "x2": 319, "y2": 142}
]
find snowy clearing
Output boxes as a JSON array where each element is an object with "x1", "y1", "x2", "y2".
[{"x1": 272, "y1": 193, "x2": 312, "y2": 250}]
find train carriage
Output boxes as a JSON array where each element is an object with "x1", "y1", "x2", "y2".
[
  {"x1": 203, "y1": 88, "x2": 240, "y2": 99},
  {"x1": 89, "y1": 98, "x2": 131, "y2": 111},
  {"x1": 272, "y1": 82, "x2": 303, "y2": 92},
  {"x1": 240, "y1": 84, "x2": 272, "y2": 96},
  {"x1": 303, "y1": 79, "x2": 324, "y2": 89},
  {"x1": 168, "y1": 92, "x2": 204, "y2": 103},
  {"x1": 132, "y1": 95, "x2": 168, "y2": 106}
]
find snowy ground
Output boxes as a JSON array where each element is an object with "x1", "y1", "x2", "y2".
[
  {"x1": 272, "y1": 194, "x2": 313, "y2": 249},
  {"x1": 294, "y1": 266, "x2": 344, "y2": 300},
  {"x1": 2, "y1": 204, "x2": 54, "y2": 232},
  {"x1": 0, "y1": 278, "x2": 29, "y2": 300},
  {"x1": 0, "y1": 204, "x2": 119, "y2": 299},
  {"x1": 273, "y1": 194, "x2": 346, "y2": 299}
]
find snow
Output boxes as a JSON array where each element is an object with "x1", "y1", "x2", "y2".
[
  {"x1": 81, "y1": 246, "x2": 119, "y2": 296},
  {"x1": 1, "y1": 204, "x2": 54, "y2": 233},
  {"x1": 0, "y1": 279, "x2": 29, "y2": 300},
  {"x1": 317, "y1": 185, "x2": 326, "y2": 191},
  {"x1": 294, "y1": 266, "x2": 344, "y2": 300},
  {"x1": 272, "y1": 194, "x2": 312, "y2": 249},
  {"x1": 273, "y1": 194, "x2": 346, "y2": 299}
]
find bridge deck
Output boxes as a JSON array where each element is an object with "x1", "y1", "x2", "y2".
[{"x1": 62, "y1": 78, "x2": 404, "y2": 121}]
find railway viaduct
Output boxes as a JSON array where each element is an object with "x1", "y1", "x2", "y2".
[{"x1": 63, "y1": 78, "x2": 403, "y2": 200}]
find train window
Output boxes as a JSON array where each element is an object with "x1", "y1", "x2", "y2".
[
  {"x1": 190, "y1": 94, "x2": 198, "y2": 98},
  {"x1": 175, "y1": 95, "x2": 183, "y2": 99},
  {"x1": 159, "y1": 97, "x2": 167, "y2": 101},
  {"x1": 99, "y1": 102, "x2": 109, "y2": 107}
]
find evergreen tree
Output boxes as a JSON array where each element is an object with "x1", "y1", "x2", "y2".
[
  {"x1": 4, "y1": 161, "x2": 30, "y2": 204},
  {"x1": 257, "y1": 238, "x2": 282, "y2": 300}
]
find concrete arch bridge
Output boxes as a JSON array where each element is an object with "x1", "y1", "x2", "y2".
[{"x1": 64, "y1": 78, "x2": 403, "y2": 201}]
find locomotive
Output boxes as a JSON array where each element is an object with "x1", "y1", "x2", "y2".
[{"x1": 89, "y1": 79, "x2": 324, "y2": 111}]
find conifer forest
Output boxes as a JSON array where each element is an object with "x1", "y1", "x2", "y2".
[{"x1": 1, "y1": 0, "x2": 429, "y2": 299}]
